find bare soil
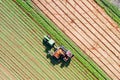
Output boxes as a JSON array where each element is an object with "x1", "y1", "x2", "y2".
[{"x1": 32, "y1": 0, "x2": 120, "y2": 79}]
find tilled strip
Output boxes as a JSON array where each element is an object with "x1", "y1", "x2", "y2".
[{"x1": 32, "y1": 0, "x2": 120, "y2": 79}]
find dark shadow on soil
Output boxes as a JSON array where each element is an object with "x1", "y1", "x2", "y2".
[
  {"x1": 43, "y1": 41, "x2": 71, "y2": 68},
  {"x1": 42, "y1": 40, "x2": 53, "y2": 53},
  {"x1": 46, "y1": 54, "x2": 71, "y2": 68}
]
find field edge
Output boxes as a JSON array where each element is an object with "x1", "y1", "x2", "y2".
[{"x1": 13, "y1": 0, "x2": 111, "y2": 79}]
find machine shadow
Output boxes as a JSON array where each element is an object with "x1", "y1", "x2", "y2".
[
  {"x1": 42, "y1": 37, "x2": 71, "y2": 68},
  {"x1": 46, "y1": 54, "x2": 71, "y2": 68},
  {"x1": 42, "y1": 41, "x2": 53, "y2": 53}
]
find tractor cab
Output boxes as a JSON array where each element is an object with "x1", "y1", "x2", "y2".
[{"x1": 43, "y1": 35, "x2": 55, "y2": 47}]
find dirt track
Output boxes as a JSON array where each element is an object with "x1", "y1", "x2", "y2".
[{"x1": 32, "y1": 0, "x2": 120, "y2": 79}]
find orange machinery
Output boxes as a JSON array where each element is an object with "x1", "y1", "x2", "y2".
[
  {"x1": 52, "y1": 46, "x2": 74, "y2": 62},
  {"x1": 43, "y1": 35, "x2": 74, "y2": 62}
]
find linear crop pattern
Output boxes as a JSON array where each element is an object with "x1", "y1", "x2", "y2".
[
  {"x1": 95, "y1": 0, "x2": 120, "y2": 27},
  {"x1": 0, "y1": 0, "x2": 101, "y2": 79},
  {"x1": 14, "y1": 0, "x2": 112, "y2": 80},
  {"x1": 31, "y1": 0, "x2": 120, "y2": 80}
]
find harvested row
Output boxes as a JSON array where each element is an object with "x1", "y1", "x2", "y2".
[
  {"x1": 0, "y1": 0, "x2": 98, "y2": 79},
  {"x1": 32, "y1": 0, "x2": 120, "y2": 79},
  {"x1": 0, "y1": 15, "x2": 48, "y2": 80},
  {"x1": 0, "y1": 2, "x2": 62, "y2": 80},
  {"x1": 3, "y1": 1, "x2": 93, "y2": 79},
  {"x1": 15, "y1": 0, "x2": 110, "y2": 79},
  {"x1": 1, "y1": 15, "x2": 82, "y2": 80},
  {"x1": 17, "y1": 0, "x2": 109, "y2": 80},
  {"x1": 17, "y1": 0, "x2": 111, "y2": 79}
]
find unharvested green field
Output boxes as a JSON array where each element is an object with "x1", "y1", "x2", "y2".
[{"x1": 0, "y1": 0, "x2": 111, "y2": 80}]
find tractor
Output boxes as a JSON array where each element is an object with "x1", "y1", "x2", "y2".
[
  {"x1": 43, "y1": 35, "x2": 55, "y2": 47},
  {"x1": 43, "y1": 35, "x2": 74, "y2": 62}
]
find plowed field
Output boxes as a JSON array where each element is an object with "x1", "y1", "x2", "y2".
[
  {"x1": 0, "y1": 0, "x2": 110, "y2": 79},
  {"x1": 32, "y1": 0, "x2": 120, "y2": 79}
]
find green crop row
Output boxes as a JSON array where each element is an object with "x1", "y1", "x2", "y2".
[
  {"x1": 14, "y1": 0, "x2": 111, "y2": 79},
  {"x1": 1, "y1": 3, "x2": 71, "y2": 79},
  {"x1": 3, "y1": 0, "x2": 93, "y2": 79},
  {"x1": 1, "y1": 0, "x2": 94, "y2": 79},
  {"x1": 1, "y1": 1, "x2": 61, "y2": 79},
  {"x1": 1, "y1": 2, "x2": 84, "y2": 79},
  {"x1": 95, "y1": 0, "x2": 120, "y2": 27}
]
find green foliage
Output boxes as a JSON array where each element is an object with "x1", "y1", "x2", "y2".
[
  {"x1": 95, "y1": 0, "x2": 120, "y2": 27},
  {"x1": 14, "y1": 0, "x2": 111, "y2": 79}
]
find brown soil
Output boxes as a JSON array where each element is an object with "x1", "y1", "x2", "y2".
[{"x1": 32, "y1": 0, "x2": 120, "y2": 79}]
